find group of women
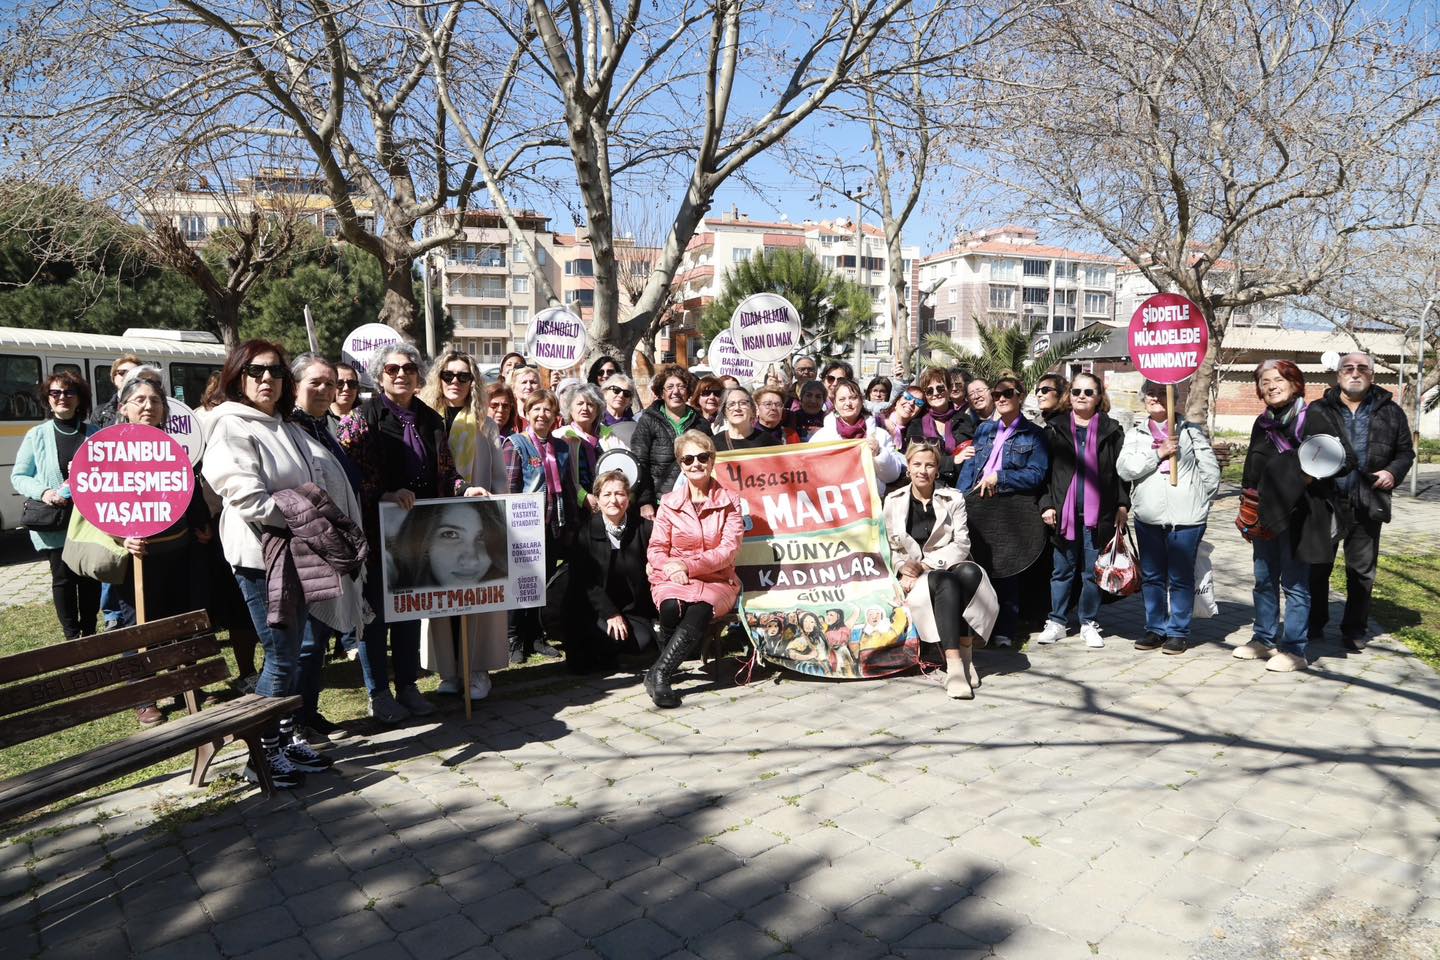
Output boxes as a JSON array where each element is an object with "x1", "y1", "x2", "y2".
[{"x1": 11, "y1": 341, "x2": 1343, "y2": 788}]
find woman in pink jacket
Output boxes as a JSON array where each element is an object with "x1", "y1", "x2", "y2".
[{"x1": 645, "y1": 429, "x2": 743, "y2": 708}]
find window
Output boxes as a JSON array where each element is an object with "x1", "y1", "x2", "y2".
[
  {"x1": 323, "y1": 215, "x2": 340, "y2": 238},
  {"x1": 1050, "y1": 313, "x2": 1076, "y2": 333},
  {"x1": 536, "y1": 246, "x2": 548, "y2": 265},
  {"x1": 478, "y1": 246, "x2": 505, "y2": 268},
  {"x1": 478, "y1": 339, "x2": 505, "y2": 361},
  {"x1": 823, "y1": 255, "x2": 837, "y2": 270},
  {"x1": 511, "y1": 243, "x2": 528, "y2": 264},
  {"x1": 1022, "y1": 259, "x2": 1049, "y2": 278},
  {"x1": 479, "y1": 278, "x2": 506, "y2": 299},
  {"x1": 1055, "y1": 261, "x2": 1077, "y2": 280},
  {"x1": 170, "y1": 363, "x2": 222, "y2": 406},
  {"x1": 1084, "y1": 292, "x2": 1109, "y2": 314},
  {"x1": 0, "y1": 354, "x2": 42, "y2": 421},
  {"x1": 565, "y1": 258, "x2": 593, "y2": 277},
  {"x1": 478, "y1": 307, "x2": 507, "y2": 330},
  {"x1": 989, "y1": 286, "x2": 1015, "y2": 310},
  {"x1": 214, "y1": 216, "x2": 234, "y2": 231},
  {"x1": 948, "y1": 287, "x2": 958, "y2": 304},
  {"x1": 732, "y1": 247, "x2": 752, "y2": 263},
  {"x1": 868, "y1": 286, "x2": 883, "y2": 299},
  {"x1": 512, "y1": 275, "x2": 529, "y2": 294},
  {"x1": 1055, "y1": 289, "x2": 1077, "y2": 307},
  {"x1": 1083, "y1": 265, "x2": 1109, "y2": 286},
  {"x1": 991, "y1": 259, "x2": 1018, "y2": 282},
  {"x1": 181, "y1": 216, "x2": 208, "y2": 242},
  {"x1": 1022, "y1": 287, "x2": 1050, "y2": 306},
  {"x1": 511, "y1": 307, "x2": 529, "y2": 325},
  {"x1": 566, "y1": 289, "x2": 595, "y2": 307}
]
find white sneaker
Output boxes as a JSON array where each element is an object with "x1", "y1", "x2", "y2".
[
  {"x1": 468, "y1": 672, "x2": 492, "y2": 700},
  {"x1": 436, "y1": 677, "x2": 461, "y2": 695},
  {"x1": 1035, "y1": 621, "x2": 1067, "y2": 645},
  {"x1": 1081, "y1": 623, "x2": 1104, "y2": 648}
]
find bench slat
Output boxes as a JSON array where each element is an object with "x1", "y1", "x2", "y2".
[
  {"x1": 0, "y1": 694, "x2": 301, "y2": 824},
  {"x1": 0, "y1": 611, "x2": 212, "y2": 684},
  {"x1": 0, "y1": 636, "x2": 222, "y2": 719},
  {"x1": 0, "y1": 659, "x2": 230, "y2": 750}
]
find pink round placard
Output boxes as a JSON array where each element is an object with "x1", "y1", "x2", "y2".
[
  {"x1": 1127, "y1": 293, "x2": 1209, "y2": 385},
  {"x1": 70, "y1": 423, "x2": 195, "y2": 538}
]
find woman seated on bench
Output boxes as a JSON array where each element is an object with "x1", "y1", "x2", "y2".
[
  {"x1": 564, "y1": 469, "x2": 656, "y2": 674},
  {"x1": 644, "y1": 429, "x2": 742, "y2": 709}
]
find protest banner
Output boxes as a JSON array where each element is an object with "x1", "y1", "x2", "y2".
[
  {"x1": 342, "y1": 323, "x2": 403, "y2": 387},
  {"x1": 380, "y1": 493, "x2": 548, "y2": 623},
  {"x1": 714, "y1": 440, "x2": 913, "y2": 679},
  {"x1": 730, "y1": 292, "x2": 802, "y2": 363},
  {"x1": 1128, "y1": 293, "x2": 1210, "y2": 484},
  {"x1": 525, "y1": 307, "x2": 589, "y2": 371},
  {"x1": 69, "y1": 424, "x2": 196, "y2": 623},
  {"x1": 707, "y1": 329, "x2": 757, "y2": 384}
]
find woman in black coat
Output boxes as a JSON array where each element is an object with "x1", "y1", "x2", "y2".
[
  {"x1": 1035, "y1": 372, "x2": 1130, "y2": 649},
  {"x1": 563, "y1": 469, "x2": 656, "y2": 673},
  {"x1": 630, "y1": 363, "x2": 699, "y2": 515}
]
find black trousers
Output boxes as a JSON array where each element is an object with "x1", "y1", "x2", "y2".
[
  {"x1": 1308, "y1": 500, "x2": 1382, "y2": 643},
  {"x1": 658, "y1": 599, "x2": 713, "y2": 639},
  {"x1": 42, "y1": 547, "x2": 100, "y2": 640},
  {"x1": 924, "y1": 565, "x2": 982, "y2": 651}
]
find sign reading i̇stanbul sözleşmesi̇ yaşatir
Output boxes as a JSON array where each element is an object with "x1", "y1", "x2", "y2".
[{"x1": 69, "y1": 423, "x2": 196, "y2": 538}]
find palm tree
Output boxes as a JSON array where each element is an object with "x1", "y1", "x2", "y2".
[
  {"x1": 699, "y1": 248, "x2": 875, "y2": 357},
  {"x1": 922, "y1": 316, "x2": 1114, "y2": 385}
]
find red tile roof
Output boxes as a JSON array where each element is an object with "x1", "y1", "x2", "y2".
[{"x1": 763, "y1": 233, "x2": 807, "y2": 248}]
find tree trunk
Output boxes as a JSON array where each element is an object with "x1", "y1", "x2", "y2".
[
  {"x1": 212, "y1": 296, "x2": 242, "y2": 351},
  {"x1": 887, "y1": 230, "x2": 910, "y2": 378},
  {"x1": 376, "y1": 245, "x2": 422, "y2": 344},
  {"x1": 1183, "y1": 298, "x2": 1223, "y2": 428}
]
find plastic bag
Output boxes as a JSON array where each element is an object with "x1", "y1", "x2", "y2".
[
  {"x1": 1095, "y1": 526, "x2": 1140, "y2": 597},
  {"x1": 1192, "y1": 540, "x2": 1218, "y2": 619}
]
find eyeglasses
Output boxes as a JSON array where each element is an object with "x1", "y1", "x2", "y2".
[
  {"x1": 606, "y1": 386, "x2": 633, "y2": 398},
  {"x1": 243, "y1": 363, "x2": 287, "y2": 381},
  {"x1": 757, "y1": 400, "x2": 783, "y2": 409},
  {"x1": 488, "y1": 401, "x2": 512, "y2": 411},
  {"x1": 923, "y1": 386, "x2": 948, "y2": 397},
  {"x1": 1070, "y1": 387, "x2": 1097, "y2": 398},
  {"x1": 990, "y1": 388, "x2": 1018, "y2": 401},
  {"x1": 47, "y1": 389, "x2": 78, "y2": 399},
  {"x1": 125, "y1": 396, "x2": 161, "y2": 408},
  {"x1": 1340, "y1": 364, "x2": 1371, "y2": 374},
  {"x1": 679, "y1": 452, "x2": 713, "y2": 466},
  {"x1": 439, "y1": 371, "x2": 474, "y2": 384},
  {"x1": 724, "y1": 401, "x2": 753, "y2": 411},
  {"x1": 335, "y1": 379, "x2": 359, "y2": 391},
  {"x1": 384, "y1": 363, "x2": 419, "y2": 378},
  {"x1": 1035, "y1": 386, "x2": 1058, "y2": 396},
  {"x1": 795, "y1": 366, "x2": 816, "y2": 375}
]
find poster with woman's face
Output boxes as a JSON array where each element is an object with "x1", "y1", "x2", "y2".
[{"x1": 380, "y1": 494, "x2": 547, "y2": 621}]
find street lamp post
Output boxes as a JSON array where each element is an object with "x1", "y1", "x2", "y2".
[{"x1": 1414, "y1": 295, "x2": 1435, "y2": 498}]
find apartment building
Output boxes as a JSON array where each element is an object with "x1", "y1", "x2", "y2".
[
  {"x1": 915, "y1": 226, "x2": 1122, "y2": 355},
  {"x1": 1114, "y1": 263, "x2": 1282, "y2": 328},
  {"x1": 143, "y1": 167, "x2": 376, "y2": 245},
  {"x1": 668, "y1": 211, "x2": 917, "y2": 369}
]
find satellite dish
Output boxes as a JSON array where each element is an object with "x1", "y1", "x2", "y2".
[{"x1": 1321, "y1": 350, "x2": 1341, "y2": 372}]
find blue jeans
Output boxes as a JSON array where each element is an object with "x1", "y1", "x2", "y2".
[
  {"x1": 1135, "y1": 522, "x2": 1206, "y2": 639},
  {"x1": 358, "y1": 569, "x2": 421, "y2": 697},
  {"x1": 1251, "y1": 535, "x2": 1310, "y2": 656},
  {"x1": 1049, "y1": 528, "x2": 1101, "y2": 627},
  {"x1": 298, "y1": 616, "x2": 331, "y2": 722},
  {"x1": 234, "y1": 568, "x2": 304, "y2": 699}
]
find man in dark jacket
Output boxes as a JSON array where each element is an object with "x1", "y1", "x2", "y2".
[{"x1": 1308, "y1": 353, "x2": 1415, "y2": 651}]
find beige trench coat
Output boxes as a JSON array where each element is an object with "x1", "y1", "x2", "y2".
[{"x1": 883, "y1": 486, "x2": 999, "y2": 645}]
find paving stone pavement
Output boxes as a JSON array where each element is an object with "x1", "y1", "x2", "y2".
[{"x1": 3, "y1": 481, "x2": 1440, "y2": 959}]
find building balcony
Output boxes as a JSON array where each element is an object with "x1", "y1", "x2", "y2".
[
  {"x1": 445, "y1": 260, "x2": 509, "y2": 273},
  {"x1": 455, "y1": 320, "x2": 509, "y2": 333},
  {"x1": 446, "y1": 292, "x2": 510, "y2": 305}
]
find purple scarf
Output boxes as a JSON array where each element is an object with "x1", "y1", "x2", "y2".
[
  {"x1": 834, "y1": 415, "x2": 868, "y2": 441},
  {"x1": 981, "y1": 415, "x2": 1020, "y2": 477},
  {"x1": 1258, "y1": 399, "x2": 1307, "y2": 453},
  {"x1": 529, "y1": 429, "x2": 565, "y2": 529},
  {"x1": 602, "y1": 410, "x2": 633, "y2": 426},
  {"x1": 1147, "y1": 419, "x2": 1172, "y2": 475},
  {"x1": 920, "y1": 405, "x2": 959, "y2": 454},
  {"x1": 1060, "y1": 413, "x2": 1101, "y2": 541},
  {"x1": 381, "y1": 394, "x2": 426, "y2": 486}
]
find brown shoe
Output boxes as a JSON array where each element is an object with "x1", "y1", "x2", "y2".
[{"x1": 136, "y1": 705, "x2": 164, "y2": 727}]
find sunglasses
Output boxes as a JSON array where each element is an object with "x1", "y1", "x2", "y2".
[
  {"x1": 924, "y1": 386, "x2": 949, "y2": 397},
  {"x1": 990, "y1": 388, "x2": 1018, "y2": 401},
  {"x1": 599, "y1": 367, "x2": 620, "y2": 377},
  {"x1": 903, "y1": 393, "x2": 924, "y2": 405},
  {"x1": 335, "y1": 379, "x2": 359, "y2": 391},
  {"x1": 679, "y1": 452, "x2": 713, "y2": 466},
  {"x1": 488, "y1": 401, "x2": 512, "y2": 410},
  {"x1": 439, "y1": 371, "x2": 474, "y2": 384},
  {"x1": 699, "y1": 389, "x2": 722, "y2": 397},
  {"x1": 243, "y1": 363, "x2": 287, "y2": 380},
  {"x1": 795, "y1": 366, "x2": 816, "y2": 375},
  {"x1": 606, "y1": 386, "x2": 633, "y2": 398},
  {"x1": 47, "y1": 389, "x2": 78, "y2": 399},
  {"x1": 1035, "y1": 386, "x2": 1058, "y2": 396},
  {"x1": 384, "y1": 363, "x2": 419, "y2": 377},
  {"x1": 1070, "y1": 387, "x2": 1097, "y2": 398},
  {"x1": 824, "y1": 374, "x2": 845, "y2": 383},
  {"x1": 1340, "y1": 364, "x2": 1371, "y2": 374}
]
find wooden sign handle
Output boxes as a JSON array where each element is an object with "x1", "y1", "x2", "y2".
[
  {"x1": 1167, "y1": 385, "x2": 1179, "y2": 487},
  {"x1": 133, "y1": 552, "x2": 147, "y2": 625}
]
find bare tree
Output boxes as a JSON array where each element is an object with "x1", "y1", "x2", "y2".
[
  {"x1": 965, "y1": 0, "x2": 1440, "y2": 422},
  {"x1": 0, "y1": 0, "x2": 492, "y2": 343},
  {"x1": 424, "y1": 0, "x2": 995, "y2": 368}
]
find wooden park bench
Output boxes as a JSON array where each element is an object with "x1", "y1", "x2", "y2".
[{"x1": 0, "y1": 610, "x2": 301, "y2": 824}]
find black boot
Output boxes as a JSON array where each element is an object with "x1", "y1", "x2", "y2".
[{"x1": 644, "y1": 623, "x2": 704, "y2": 708}]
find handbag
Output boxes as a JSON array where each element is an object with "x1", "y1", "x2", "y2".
[
  {"x1": 1192, "y1": 541, "x2": 1218, "y2": 619},
  {"x1": 61, "y1": 509, "x2": 131, "y2": 584},
  {"x1": 21, "y1": 497, "x2": 70, "y2": 531},
  {"x1": 1094, "y1": 525, "x2": 1141, "y2": 597}
]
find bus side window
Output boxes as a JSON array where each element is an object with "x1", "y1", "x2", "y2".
[
  {"x1": 95, "y1": 365, "x2": 116, "y2": 406},
  {"x1": 171, "y1": 363, "x2": 222, "y2": 406},
  {"x1": 0, "y1": 354, "x2": 43, "y2": 421},
  {"x1": 52, "y1": 362, "x2": 82, "y2": 378}
]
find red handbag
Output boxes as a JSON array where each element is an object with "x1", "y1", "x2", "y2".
[{"x1": 1095, "y1": 525, "x2": 1141, "y2": 597}]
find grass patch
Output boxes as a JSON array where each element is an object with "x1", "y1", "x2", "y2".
[{"x1": 1360, "y1": 553, "x2": 1440, "y2": 672}]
